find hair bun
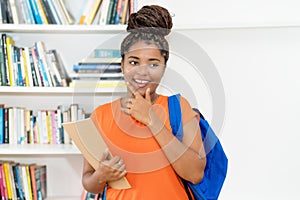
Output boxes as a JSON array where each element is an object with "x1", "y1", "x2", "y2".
[{"x1": 127, "y1": 5, "x2": 173, "y2": 36}]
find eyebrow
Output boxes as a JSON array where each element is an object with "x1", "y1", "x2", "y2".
[{"x1": 127, "y1": 56, "x2": 161, "y2": 62}]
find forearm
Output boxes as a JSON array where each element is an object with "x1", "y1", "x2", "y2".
[
  {"x1": 82, "y1": 168, "x2": 107, "y2": 194},
  {"x1": 147, "y1": 112, "x2": 206, "y2": 183}
]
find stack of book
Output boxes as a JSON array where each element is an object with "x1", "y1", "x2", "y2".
[
  {"x1": 0, "y1": 33, "x2": 71, "y2": 87},
  {"x1": 0, "y1": 161, "x2": 47, "y2": 200},
  {"x1": 0, "y1": 103, "x2": 86, "y2": 145},
  {"x1": 70, "y1": 48, "x2": 125, "y2": 89}
]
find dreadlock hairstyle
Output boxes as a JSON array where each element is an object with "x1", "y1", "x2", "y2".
[{"x1": 120, "y1": 5, "x2": 173, "y2": 64}]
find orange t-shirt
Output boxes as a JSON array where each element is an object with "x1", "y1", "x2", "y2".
[{"x1": 91, "y1": 95, "x2": 197, "y2": 200}]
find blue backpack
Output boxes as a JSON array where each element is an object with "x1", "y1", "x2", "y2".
[{"x1": 168, "y1": 94, "x2": 228, "y2": 200}]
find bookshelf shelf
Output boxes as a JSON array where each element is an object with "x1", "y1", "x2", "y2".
[
  {"x1": 0, "y1": 86, "x2": 127, "y2": 94},
  {"x1": 0, "y1": 144, "x2": 81, "y2": 155},
  {"x1": 0, "y1": 24, "x2": 127, "y2": 34}
]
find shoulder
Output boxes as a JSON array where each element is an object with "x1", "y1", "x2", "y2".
[
  {"x1": 90, "y1": 98, "x2": 120, "y2": 119},
  {"x1": 179, "y1": 95, "x2": 198, "y2": 124}
]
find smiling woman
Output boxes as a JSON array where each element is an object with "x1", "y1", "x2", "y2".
[{"x1": 82, "y1": 5, "x2": 206, "y2": 200}]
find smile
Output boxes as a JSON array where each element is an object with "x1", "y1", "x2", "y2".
[{"x1": 134, "y1": 79, "x2": 150, "y2": 87}]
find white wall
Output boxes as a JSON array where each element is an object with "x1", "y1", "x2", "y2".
[{"x1": 139, "y1": 1, "x2": 300, "y2": 199}]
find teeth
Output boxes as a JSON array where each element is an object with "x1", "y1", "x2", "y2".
[{"x1": 135, "y1": 79, "x2": 149, "y2": 84}]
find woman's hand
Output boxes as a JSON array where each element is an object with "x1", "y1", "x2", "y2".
[
  {"x1": 96, "y1": 149, "x2": 127, "y2": 184},
  {"x1": 122, "y1": 88, "x2": 153, "y2": 125}
]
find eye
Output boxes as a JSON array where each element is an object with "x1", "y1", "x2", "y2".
[
  {"x1": 129, "y1": 61, "x2": 138, "y2": 66},
  {"x1": 149, "y1": 63, "x2": 159, "y2": 68}
]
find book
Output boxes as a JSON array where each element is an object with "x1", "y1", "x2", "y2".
[
  {"x1": 69, "y1": 79, "x2": 126, "y2": 88},
  {"x1": 94, "y1": 49, "x2": 121, "y2": 58},
  {"x1": 77, "y1": 0, "x2": 94, "y2": 25},
  {"x1": 57, "y1": 0, "x2": 74, "y2": 24},
  {"x1": 3, "y1": 162, "x2": 13, "y2": 200},
  {"x1": 1, "y1": 34, "x2": 9, "y2": 86},
  {"x1": 73, "y1": 63, "x2": 121, "y2": 73},
  {"x1": 29, "y1": 164, "x2": 38, "y2": 200},
  {"x1": 62, "y1": 118, "x2": 131, "y2": 189},
  {"x1": 70, "y1": 72, "x2": 124, "y2": 81},
  {"x1": 0, "y1": 104, "x2": 4, "y2": 144},
  {"x1": 46, "y1": 0, "x2": 62, "y2": 24},
  {"x1": 6, "y1": 35, "x2": 15, "y2": 86},
  {"x1": 28, "y1": 0, "x2": 43, "y2": 24},
  {"x1": 36, "y1": 165, "x2": 46, "y2": 199},
  {"x1": 12, "y1": 163, "x2": 25, "y2": 200},
  {"x1": 47, "y1": 49, "x2": 71, "y2": 87},
  {"x1": 35, "y1": 0, "x2": 49, "y2": 24},
  {"x1": 0, "y1": 163, "x2": 8, "y2": 200},
  {"x1": 79, "y1": 57, "x2": 122, "y2": 65},
  {"x1": 86, "y1": 0, "x2": 103, "y2": 25},
  {"x1": 51, "y1": 0, "x2": 67, "y2": 24}
]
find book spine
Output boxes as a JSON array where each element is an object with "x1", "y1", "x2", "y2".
[
  {"x1": 12, "y1": 164, "x2": 24, "y2": 200},
  {"x1": 1, "y1": 35, "x2": 8, "y2": 85},
  {"x1": 25, "y1": 165, "x2": 33, "y2": 200},
  {"x1": 30, "y1": 46, "x2": 44, "y2": 86},
  {"x1": 57, "y1": 0, "x2": 74, "y2": 24},
  {"x1": 46, "y1": 0, "x2": 61, "y2": 24},
  {"x1": 24, "y1": 0, "x2": 37, "y2": 24},
  {"x1": 28, "y1": 0, "x2": 43, "y2": 24},
  {"x1": 48, "y1": 49, "x2": 70, "y2": 87},
  {"x1": 34, "y1": 41, "x2": 51, "y2": 87},
  {"x1": 3, "y1": 163, "x2": 12, "y2": 200},
  {"x1": 4, "y1": 107, "x2": 9, "y2": 144},
  {"x1": 20, "y1": 47, "x2": 30, "y2": 86},
  {"x1": 35, "y1": 0, "x2": 48, "y2": 24},
  {"x1": 50, "y1": 110, "x2": 57, "y2": 144},
  {"x1": 6, "y1": 0, "x2": 15, "y2": 23},
  {"x1": 0, "y1": 164, "x2": 8, "y2": 200},
  {"x1": 8, "y1": 0, "x2": 19, "y2": 24},
  {"x1": 6, "y1": 35, "x2": 16, "y2": 86},
  {"x1": 29, "y1": 165, "x2": 38, "y2": 200},
  {"x1": 40, "y1": 0, "x2": 56, "y2": 24},
  {"x1": 0, "y1": 104, "x2": 4, "y2": 144},
  {"x1": 86, "y1": 0, "x2": 102, "y2": 25}
]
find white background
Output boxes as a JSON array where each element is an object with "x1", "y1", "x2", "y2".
[{"x1": 139, "y1": 0, "x2": 300, "y2": 199}]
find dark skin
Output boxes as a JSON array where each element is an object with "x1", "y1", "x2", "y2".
[{"x1": 82, "y1": 41, "x2": 206, "y2": 194}]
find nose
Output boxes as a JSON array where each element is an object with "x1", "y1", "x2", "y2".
[{"x1": 136, "y1": 64, "x2": 149, "y2": 75}]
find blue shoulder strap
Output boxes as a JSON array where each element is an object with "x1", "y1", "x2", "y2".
[{"x1": 168, "y1": 94, "x2": 184, "y2": 141}]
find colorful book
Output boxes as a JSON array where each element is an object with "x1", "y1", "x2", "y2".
[
  {"x1": 3, "y1": 162, "x2": 13, "y2": 200},
  {"x1": 12, "y1": 164, "x2": 25, "y2": 200},
  {"x1": 35, "y1": 0, "x2": 49, "y2": 24},
  {"x1": 29, "y1": 164, "x2": 38, "y2": 200},
  {"x1": 6, "y1": 35, "x2": 15, "y2": 86},
  {"x1": 28, "y1": 0, "x2": 43, "y2": 24},
  {"x1": 0, "y1": 163, "x2": 8, "y2": 200},
  {"x1": 0, "y1": 104, "x2": 4, "y2": 144}
]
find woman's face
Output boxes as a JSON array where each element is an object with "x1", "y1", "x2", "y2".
[{"x1": 122, "y1": 40, "x2": 166, "y2": 98}]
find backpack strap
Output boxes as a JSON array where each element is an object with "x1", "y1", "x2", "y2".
[{"x1": 168, "y1": 94, "x2": 184, "y2": 141}]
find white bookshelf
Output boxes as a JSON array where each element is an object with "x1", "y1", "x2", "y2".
[
  {"x1": 0, "y1": 1, "x2": 128, "y2": 199},
  {"x1": 0, "y1": 144, "x2": 80, "y2": 155}
]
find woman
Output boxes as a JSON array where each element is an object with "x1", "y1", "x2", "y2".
[{"x1": 82, "y1": 5, "x2": 206, "y2": 200}]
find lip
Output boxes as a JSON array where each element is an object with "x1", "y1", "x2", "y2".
[{"x1": 133, "y1": 79, "x2": 150, "y2": 88}]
